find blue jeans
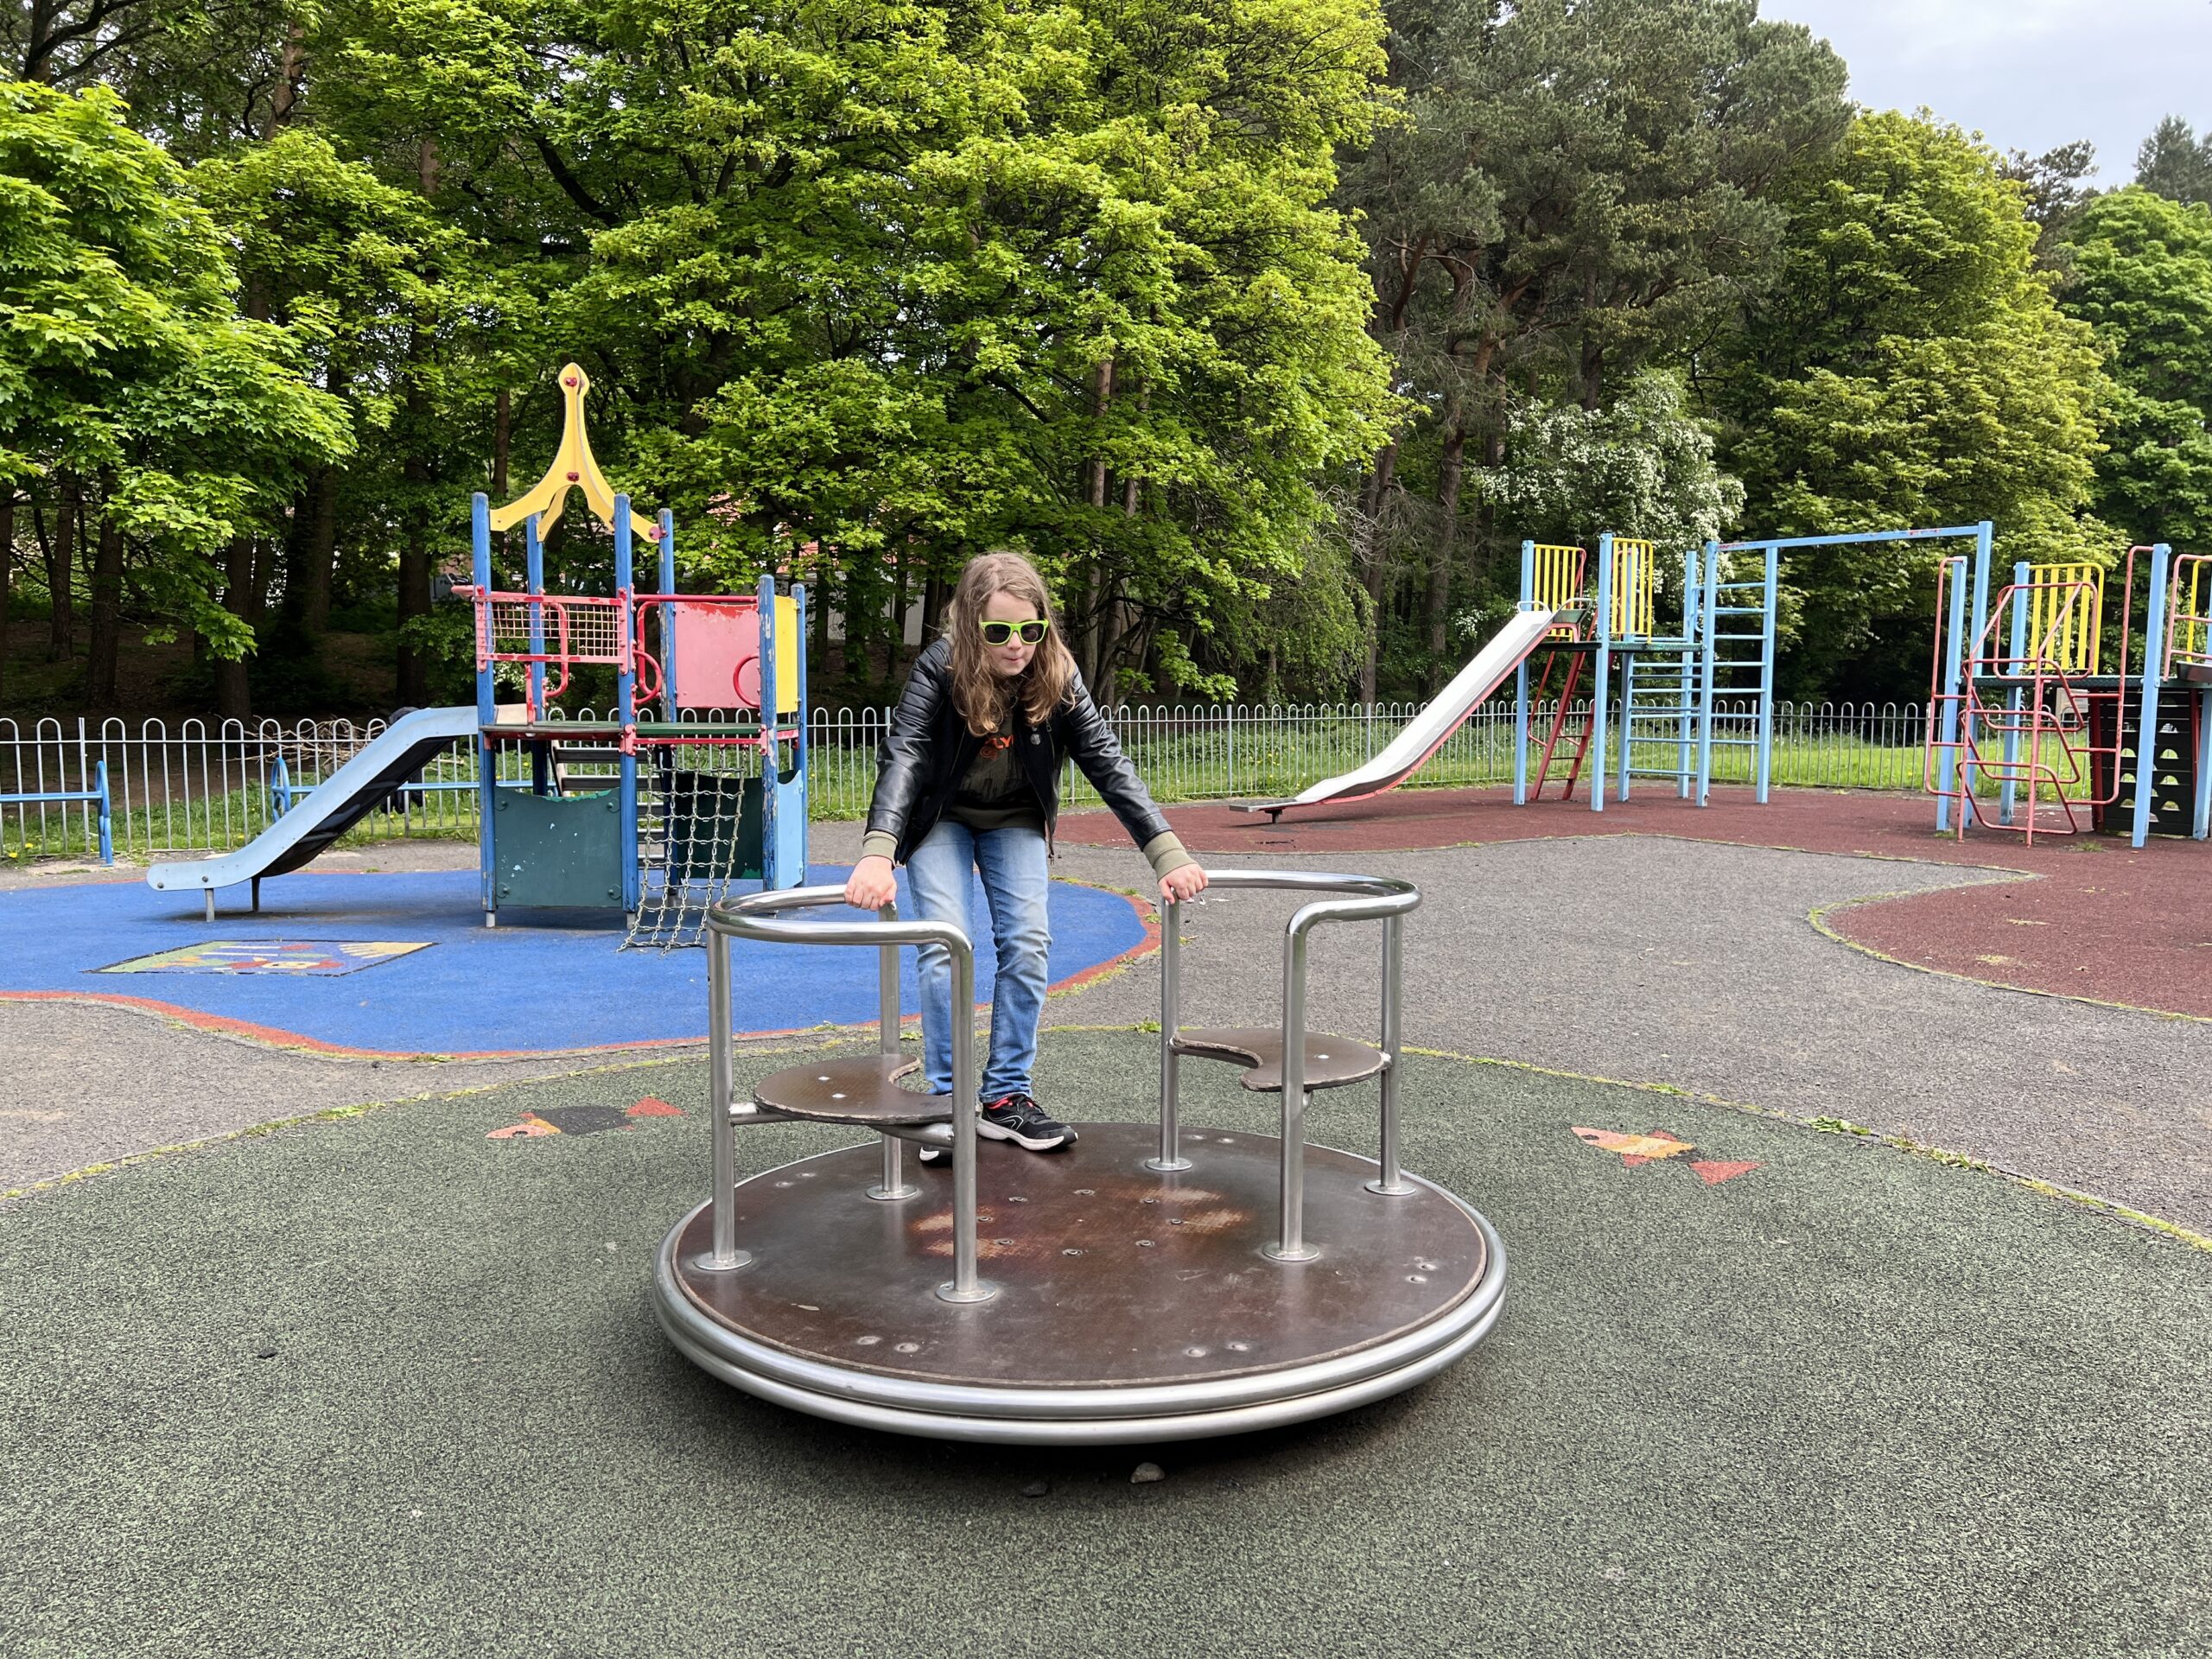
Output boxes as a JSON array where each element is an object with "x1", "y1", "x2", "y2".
[{"x1": 906, "y1": 818, "x2": 1051, "y2": 1101}]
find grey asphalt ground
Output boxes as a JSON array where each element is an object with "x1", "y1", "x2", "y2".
[
  {"x1": 2, "y1": 1033, "x2": 2206, "y2": 1659},
  {"x1": 3, "y1": 817, "x2": 2209, "y2": 1656}
]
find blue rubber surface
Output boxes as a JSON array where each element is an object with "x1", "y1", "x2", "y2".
[{"x1": 0, "y1": 867, "x2": 1147, "y2": 1055}]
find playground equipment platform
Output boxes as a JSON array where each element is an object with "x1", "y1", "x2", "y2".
[
  {"x1": 657, "y1": 868, "x2": 1507, "y2": 1443},
  {"x1": 658, "y1": 1122, "x2": 1500, "y2": 1444}
]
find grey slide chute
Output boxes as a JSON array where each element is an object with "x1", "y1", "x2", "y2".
[
  {"x1": 1237, "y1": 609, "x2": 1560, "y2": 820},
  {"x1": 147, "y1": 705, "x2": 480, "y2": 904}
]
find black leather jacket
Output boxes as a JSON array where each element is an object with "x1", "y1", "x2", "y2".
[{"x1": 866, "y1": 638, "x2": 1173, "y2": 861}]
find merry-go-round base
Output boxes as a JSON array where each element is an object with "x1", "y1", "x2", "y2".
[{"x1": 653, "y1": 1122, "x2": 1506, "y2": 1445}]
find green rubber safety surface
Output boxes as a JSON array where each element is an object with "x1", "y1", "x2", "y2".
[{"x1": 3, "y1": 1032, "x2": 2208, "y2": 1658}]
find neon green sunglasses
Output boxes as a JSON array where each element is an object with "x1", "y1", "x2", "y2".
[{"x1": 981, "y1": 618, "x2": 1051, "y2": 646}]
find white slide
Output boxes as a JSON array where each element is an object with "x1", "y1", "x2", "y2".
[
  {"x1": 148, "y1": 705, "x2": 480, "y2": 906},
  {"x1": 1236, "y1": 609, "x2": 1561, "y2": 820}
]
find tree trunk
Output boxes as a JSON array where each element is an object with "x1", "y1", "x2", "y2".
[
  {"x1": 44, "y1": 477, "x2": 77, "y2": 658},
  {"x1": 922, "y1": 567, "x2": 949, "y2": 643},
  {"x1": 0, "y1": 493, "x2": 14, "y2": 706},
  {"x1": 86, "y1": 509, "x2": 124, "y2": 712},
  {"x1": 395, "y1": 137, "x2": 440, "y2": 707},
  {"x1": 214, "y1": 534, "x2": 254, "y2": 719},
  {"x1": 266, "y1": 20, "x2": 307, "y2": 137},
  {"x1": 887, "y1": 537, "x2": 911, "y2": 681},
  {"x1": 492, "y1": 386, "x2": 511, "y2": 583},
  {"x1": 1357, "y1": 441, "x2": 1399, "y2": 703},
  {"x1": 298, "y1": 466, "x2": 340, "y2": 633},
  {"x1": 1429, "y1": 425, "x2": 1468, "y2": 677},
  {"x1": 1079, "y1": 359, "x2": 1114, "y2": 688}
]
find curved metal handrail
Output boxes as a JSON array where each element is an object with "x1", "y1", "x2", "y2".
[
  {"x1": 701, "y1": 883, "x2": 993, "y2": 1303},
  {"x1": 1153, "y1": 868, "x2": 1422, "y2": 1259}
]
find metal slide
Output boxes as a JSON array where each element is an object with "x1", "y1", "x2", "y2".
[
  {"x1": 1237, "y1": 609, "x2": 1561, "y2": 821},
  {"x1": 148, "y1": 705, "x2": 480, "y2": 910}
]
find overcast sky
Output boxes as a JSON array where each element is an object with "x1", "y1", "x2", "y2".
[{"x1": 1761, "y1": 1, "x2": 2212, "y2": 183}]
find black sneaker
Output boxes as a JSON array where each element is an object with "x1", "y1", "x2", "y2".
[{"x1": 978, "y1": 1093, "x2": 1075, "y2": 1153}]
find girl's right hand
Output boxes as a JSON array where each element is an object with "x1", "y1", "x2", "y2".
[{"x1": 844, "y1": 855, "x2": 899, "y2": 911}]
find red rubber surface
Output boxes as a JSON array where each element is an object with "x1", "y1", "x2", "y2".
[{"x1": 1059, "y1": 786, "x2": 2211, "y2": 1020}]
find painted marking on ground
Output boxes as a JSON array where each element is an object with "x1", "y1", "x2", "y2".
[
  {"x1": 488, "y1": 1096, "x2": 687, "y2": 1139},
  {"x1": 94, "y1": 940, "x2": 433, "y2": 976},
  {"x1": 1573, "y1": 1125, "x2": 1759, "y2": 1185}
]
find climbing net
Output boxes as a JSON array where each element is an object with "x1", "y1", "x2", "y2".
[{"x1": 625, "y1": 748, "x2": 759, "y2": 949}]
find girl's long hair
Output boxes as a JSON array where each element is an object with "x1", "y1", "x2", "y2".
[{"x1": 944, "y1": 551, "x2": 1077, "y2": 735}]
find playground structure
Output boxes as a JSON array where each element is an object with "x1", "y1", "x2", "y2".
[
  {"x1": 1239, "y1": 528, "x2": 1778, "y2": 823},
  {"x1": 1926, "y1": 537, "x2": 2212, "y2": 848},
  {"x1": 654, "y1": 869, "x2": 1506, "y2": 1445},
  {"x1": 1511, "y1": 531, "x2": 1779, "y2": 810},
  {"x1": 150, "y1": 365, "x2": 810, "y2": 940}
]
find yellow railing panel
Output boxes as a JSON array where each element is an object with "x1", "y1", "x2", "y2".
[
  {"x1": 1529, "y1": 543, "x2": 1585, "y2": 614},
  {"x1": 2024, "y1": 563, "x2": 2102, "y2": 674},
  {"x1": 1610, "y1": 538, "x2": 1657, "y2": 639}
]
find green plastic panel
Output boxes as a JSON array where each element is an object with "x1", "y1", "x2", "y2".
[{"x1": 493, "y1": 788, "x2": 625, "y2": 909}]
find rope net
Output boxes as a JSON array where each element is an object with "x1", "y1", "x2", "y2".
[{"x1": 625, "y1": 747, "x2": 760, "y2": 949}]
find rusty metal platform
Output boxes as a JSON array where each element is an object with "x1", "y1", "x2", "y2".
[{"x1": 654, "y1": 1122, "x2": 1505, "y2": 1444}]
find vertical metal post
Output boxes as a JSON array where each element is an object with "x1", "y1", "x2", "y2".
[
  {"x1": 1365, "y1": 913, "x2": 1412, "y2": 1198},
  {"x1": 658, "y1": 509, "x2": 677, "y2": 715},
  {"x1": 1958, "y1": 521, "x2": 1994, "y2": 822},
  {"x1": 614, "y1": 499, "x2": 640, "y2": 914},
  {"x1": 1936, "y1": 556, "x2": 1969, "y2": 832},
  {"x1": 1616, "y1": 652, "x2": 1636, "y2": 803},
  {"x1": 2193, "y1": 683, "x2": 2211, "y2": 842},
  {"x1": 472, "y1": 493, "x2": 499, "y2": 921},
  {"x1": 790, "y1": 582, "x2": 810, "y2": 882},
  {"x1": 93, "y1": 760, "x2": 111, "y2": 865},
  {"x1": 868, "y1": 901, "x2": 918, "y2": 1202},
  {"x1": 1695, "y1": 539, "x2": 1720, "y2": 804},
  {"x1": 1266, "y1": 921, "x2": 1319, "y2": 1262},
  {"x1": 2132, "y1": 543, "x2": 2171, "y2": 849},
  {"x1": 691, "y1": 925, "x2": 751, "y2": 1272},
  {"x1": 1514, "y1": 540, "x2": 1535, "y2": 805},
  {"x1": 938, "y1": 939, "x2": 995, "y2": 1303},
  {"x1": 525, "y1": 517, "x2": 546, "y2": 716},
  {"x1": 1591, "y1": 533, "x2": 1614, "y2": 812},
  {"x1": 1147, "y1": 897, "x2": 1192, "y2": 1173},
  {"x1": 1675, "y1": 543, "x2": 1697, "y2": 800},
  {"x1": 758, "y1": 571, "x2": 781, "y2": 887},
  {"x1": 2000, "y1": 560, "x2": 2030, "y2": 826},
  {"x1": 1755, "y1": 543, "x2": 1778, "y2": 804}
]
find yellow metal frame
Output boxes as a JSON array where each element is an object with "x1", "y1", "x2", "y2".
[
  {"x1": 488, "y1": 363, "x2": 662, "y2": 545},
  {"x1": 1529, "y1": 543, "x2": 1585, "y2": 632},
  {"x1": 2179, "y1": 560, "x2": 2209, "y2": 666},
  {"x1": 2025, "y1": 563, "x2": 2102, "y2": 674},
  {"x1": 1609, "y1": 538, "x2": 1657, "y2": 640}
]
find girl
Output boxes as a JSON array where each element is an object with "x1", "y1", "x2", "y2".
[{"x1": 843, "y1": 552, "x2": 1209, "y2": 1154}]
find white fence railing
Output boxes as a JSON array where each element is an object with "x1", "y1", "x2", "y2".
[{"x1": 1, "y1": 701, "x2": 1933, "y2": 861}]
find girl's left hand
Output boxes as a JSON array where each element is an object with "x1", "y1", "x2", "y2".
[{"x1": 1160, "y1": 862, "x2": 1209, "y2": 903}]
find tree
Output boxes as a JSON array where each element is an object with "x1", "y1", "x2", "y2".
[
  {"x1": 1338, "y1": 0, "x2": 1847, "y2": 696},
  {"x1": 1999, "y1": 138, "x2": 2098, "y2": 266},
  {"x1": 2136, "y1": 115, "x2": 2212, "y2": 207},
  {"x1": 2061, "y1": 188, "x2": 2212, "y2": 550},
  {"x1": 0, "y1": 80, "x2": 349, "y2": 709},
  {"x1": 1705, "y1": 112, "x2": 2113, "y2": 699}
]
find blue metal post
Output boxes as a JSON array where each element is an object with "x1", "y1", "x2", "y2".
[
  {"x1": 2131, "y1": 543, "x2": 2171, "y2": 849},
  {"x1": 758, "y1": 570, "x2": 781, "y2": 886},
  {"x1": 525, "y1": 516, "x2": 546, "y2": 716},
  {"x1": 658, "y1": 508, "x2": 677, "y2": 715},
  {"x1": 614, "y1": 496, "x2": 641, "y2": 912},
  {"x1": 271, "y1": 754, "x2": 291, "y2": 817},
  {"x1": 1513, "y1": 539, "x2": 1535, "y2": 805},
  {"x1": 92, "y1": 760, "x2": 111, "y2": 865},
  {"x1": 472, "y1": 493, "x2": 499, "y2": 918},
  {"x1": 2195, "y1": 682, "x2": 2211, "y2": 841},
  {"x1": 1755, "y1": 543, "x2": 1778, "y2": 804},
  {"x1": 1591, "y1": 533, "x2": 1613, "y2": 813},
  {"x1": 1675, "y1": 543, "x2": 1698, "y2": 800},
  {"x1": 2000, "y1": 560, "x2": 2029, "y2": 826}
]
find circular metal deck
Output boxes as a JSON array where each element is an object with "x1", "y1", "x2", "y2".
[{"x1": 654, "y1": 1122, "x2": 1506, "y2": 1444}]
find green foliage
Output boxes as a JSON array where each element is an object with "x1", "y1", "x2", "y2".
[
  {"x1": 0, "y1": 80, "x2": 351, "y2": 656},
  {"x1": 2136, "y1": 116, "x2": 2212, "y2": 208},
  {"x1": 2061, "y1": 188, "x2": 2212, "y2": 549},
  {"x1": 1707, "y1": 112, "x2": 2113, "y2": 697}
]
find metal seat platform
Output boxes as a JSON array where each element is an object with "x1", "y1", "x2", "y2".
[
  {"x1": 753, "y1": 1056, "x2": 948, "y2": 1128},
  {"x1": 1174, "y1": 1027, "x2": 1386, "y2": 1091}
]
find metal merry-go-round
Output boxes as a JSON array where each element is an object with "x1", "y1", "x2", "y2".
[{"x1": 652, "y1": 868, "x2": 1507, "y2": 1444}]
